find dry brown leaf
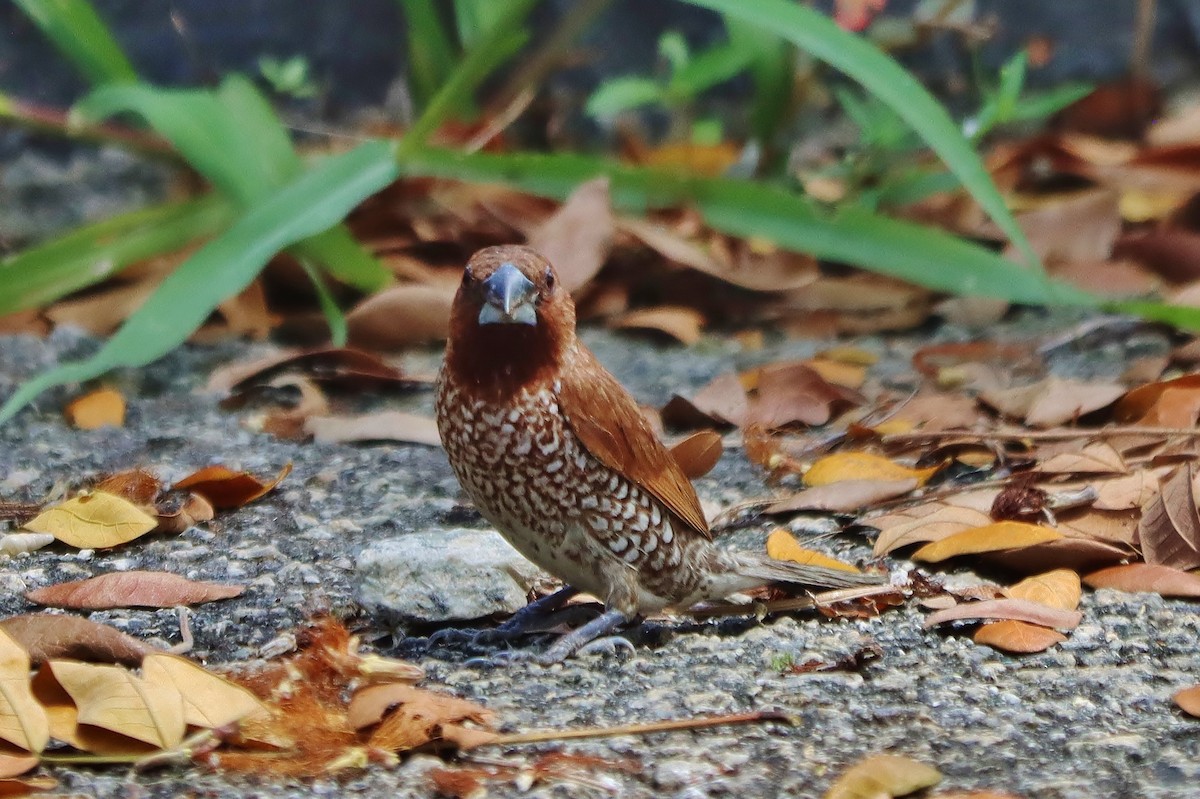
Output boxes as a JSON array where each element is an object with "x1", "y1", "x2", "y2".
[
  {"x1": 25, "y1": 571, "x2": 244, "y2": 610},
  {"x1": 661, "y1": 372, "x2": 748, "y2": 429},
  {"x1": 1004, "y1": 569, "x2": 1082, "y2": 611},
  {"x1": 0, "y1": 630, "x2": 49, "y2": 753},
  {"x1": 47, "y1": 659, "x2": 185, "y2": 749},
  {"x1": 0, "y1": 753, "x2": 40, "y2": 779},
  {"x1": 887, "y1": 391, "x2": 987, "y2": 433},
  {"x1": 979, "y1": 377, "x2": 1124, "y2": 428},
  {"x1": 45, "y1": 279, "x2": 159, "y2": 335},
  {"x1": 1038, "y1": 442, "x2": 1127, "y2": 475},
  {"x1": 872, "y1": 505, "x2": 994, "y2": 556},
  {"x1": 1175, "y1": 684, "x2": 1200, "y2": 717},
  {"x1": 1093, "y1": 471, "x2": 1162, "y2": 510},
  {"x1": 806, "y1": 453, "x2": 937, "y2": 487},
  {"x1": 766, "y1": 529, "x2": 861, "y2": 573},
  {"x1": 94, "y1": 469, "x2": 161, "y2": 506},
  {"x1": 305, "y1": 411, "x2": 442, "y2": 446},
  {"x1": 824, "y1": 753, "x2": 941, "y2": 799},
  {"x1": 744, "y1": 361, "x2": 864, "y2": 429},
  {"x1": 609, "y1": 306, "x2": 704, "y2": 345},
  {"x1": 1136, "y1": 462, "x2": 1200, "y2": 570},
  {"x1": 363, "y1": 684, "x2": 495, "y2": 752},
  {"x1": 1012, "y1": 187, "x2": 1121, "y2": 263},
  {"x1": 171, "y1": 463, "x2": 291, "y2": 510},
  {"x1": 805, "y1": 358, "x2": 867, "y2": 390},
  {"x1": 215, "y1": 279, "x2": 275, "y2": 339},
  {"x1": 63, "y1": 387, "x2": 126, "y2": 430},
  {"x1": 22, "y1": 491, "x2": 157, "y2": 549},
  {"x1": 527, "y1": 177, "x2": 612, "y2": 292},
  {"x1": 912, "y1": 522, "x2": 1062, "y2": 563},
  {"x1": 346, "y1": 283, "x2": 456, "y2": 350},
  {"x1": 973, "y1": 620, "x2": 1068, "y2": 653},
  {"x1": 766, "y1": 478, "x2": 918, "y2": 515},
  {"x1": 1114, "y1": 373, "x2": 1200, "y2": 425},
  {"x1": 923, "y1": 598, "x2": 1083, "y2": 630},
  {"x1": 207, "y1": 347, "x2": 419, "y2": 395},
  {"x1": 140, "y1": 653, "x2": 268, "y2": 728},
  {"x1": 668, "y1": 430, "x2": 722, "y2": 480},
  {"x1": 1083, "y1": 563, "x2": 1200, "y2": 597},
  {"x1": 154, "y1": 492, "x2": 215, "y2": 534},
  {"x1": 0, "y1": 615, "x2": 152, "y2": 666},
  {"x1": 259, "y1": 375, "x2": 331, "y2": 440},
  {"x1": 983, "y1": 537, "x2": 1130, "y2": 573}
]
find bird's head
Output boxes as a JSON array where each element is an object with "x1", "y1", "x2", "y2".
[{"x1": 446, "y1": 245, "x2": 576, "y2": 387}]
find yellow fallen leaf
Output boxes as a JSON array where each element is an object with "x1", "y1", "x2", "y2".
[
  {"x1": 912, "y1": 521, "x2": 1062, "y2": 563},
  {"x1": 805, "y1": 358, "x2": 867, "y2": 389},
  {"x1": 63, "y1": 387, "x2": 125, "y2": 430},
  {"x1": 0, "y1": 630, "x2": 49, "y2": 753},
  {"x1": 23, "y1": 492, "x2": 157, "y2": 549},
  {"x1": 766, "y1": 530, "x2": 860, "y2": 573},
  {"x1": 140, "y1": 654, "x2": 268, "y2": 729},
  {"x1": 871, "y1": 419, "x2": 915, "y2": 435},
  {"x1": 1004, "y1": 569, "x2": 1081, "y2": 612},
  {"x1": 825, "y1": 753, "x2": 942, "y2": 799},
  {"x1": 47, "y1": 660, "x2": 185, "y2": 749},
  {"x1": 806, "y1": 452, "x2": 939, "y2": 487}
]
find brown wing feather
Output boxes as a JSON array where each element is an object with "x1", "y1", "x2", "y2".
[{"x1": 558, "y1": 344, "x2": 711, "y2": 539}]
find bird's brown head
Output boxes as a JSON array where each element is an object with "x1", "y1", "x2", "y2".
[{"x1": 446, "y1": 245, "x2": 576, "y2": 392}]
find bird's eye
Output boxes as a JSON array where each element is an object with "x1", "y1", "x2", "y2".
[
  {"x1": 462, "y1": 267, "x2": 474, "y2": 285},
  {"x1": 544, "y1": 269, "x2": 555, "y2": 290}
]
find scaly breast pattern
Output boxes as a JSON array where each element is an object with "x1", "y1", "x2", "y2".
[{"x1": 435, "y1": 377, "x2": 704, "y2": 611}]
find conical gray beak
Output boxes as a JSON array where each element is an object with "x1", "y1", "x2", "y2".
[{"x1": 478, "y1": 262, "x2": 538, "y2": 326}]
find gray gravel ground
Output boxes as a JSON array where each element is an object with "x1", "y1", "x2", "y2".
[{"x1": 1, "y1": 315, "x2": 1198, "y2": 799}]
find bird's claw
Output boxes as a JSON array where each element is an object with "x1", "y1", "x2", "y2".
[
  {"x1": 426, "y1": 627, "x2": 482, "y2": 649},
  {"x1": 463, "y1": 634, "x2": 635, "y2": 667},
  {"x1": 575, "y1": 635, "x2": 635, "y2": 659}
]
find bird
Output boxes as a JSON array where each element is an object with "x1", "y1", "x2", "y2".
[{"x1": 434, "y1": 244, "x2": 883, "y2": 663}]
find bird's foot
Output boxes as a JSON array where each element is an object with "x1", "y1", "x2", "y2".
[
  {"x1": 426, "y1": 587, "x2": 582, "y2": 652},
  {"x1": 464, "y1": 609, "x2": 634, "y2": 667}
]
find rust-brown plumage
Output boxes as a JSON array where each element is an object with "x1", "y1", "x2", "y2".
[{"x1": 435, "y1": 245, "x2": 880, "y2": 663}]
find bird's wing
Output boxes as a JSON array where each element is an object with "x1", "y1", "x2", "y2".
[{"x1": 558, "y1": 345, "x2": 711, "y2": 540}]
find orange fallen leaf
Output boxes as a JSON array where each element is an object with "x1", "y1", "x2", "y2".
[
  {"x1": 1083, "y1": 563, "x2": 1200, "y2": 597},
  {"x1": 63, "y1": 387, "x2": 126, "y2": 430},
  {"x1": 1004, "y1": 569, "x2": 1082, "y2": 612},
  {"x1": 25, "y1": 571, "x2": 244, "y2": 610},
  {"x1": 94, "y1": 469, "x2": 161, "y2": 506},
  {"x1": 610, "y1": 306, "x2": 704, "y2": 345},
  {"x1": 973, "y1": 620, "x2": 1068, "y2": 653},
  {"x1": 912, "y1": 522, "x2": 1062, "y2": 563},
  {"x1": 0, "y1": 753, "x2": 40, "y2": 779},
  {"x1": 669, "y1": 430, "x2": 723, "y2": 480},
  {"x1": 806, "y1": 452, "x2": 939, "y2": 488},
  {"x1": 1175, "y1": 684, "x2": 1200, "y2": 717},
  {"x1": 766, "y1": 529, "x2": 861, "y2": 573},
  {"x1": 824, "y1": 753, "x2": 941, "y2": 799},
  {"x1": 22, "y1": 491, "x2": 158, "y2": 549},
  {"x1": 1114, "y1": 373, "x2": 1200, "y2": 426},
  {"x1": 171, "y1": 463, "x2": 292, "y2": 509}
]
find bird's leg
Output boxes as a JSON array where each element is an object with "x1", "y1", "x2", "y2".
[
  {"x1": 535, "y1": 608, "x2": 633, "y2": 664},
  {"x1": 427, "y1": 586, "x2": 580, "y2": 649}
]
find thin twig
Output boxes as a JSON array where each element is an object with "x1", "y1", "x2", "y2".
[
  {"x1": 882, "y1": 425, "x2": 1200, "y2": 444},
  {"x1": 465, "y1": 88, "x2": 536, "y2": 153},
  {"x1": 0, "y1": 95, "x2": 175, "y2": 159},
  {"x1": 474, "y1": 710, "x2": 792, "y2": 748},
  {"x1": 685, "y1": 583, "x2": 903, "y2": 620}
]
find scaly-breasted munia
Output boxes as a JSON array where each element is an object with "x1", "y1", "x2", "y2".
[{"x1": 435, "y1": 245, "x2": 881, "y2": 663}]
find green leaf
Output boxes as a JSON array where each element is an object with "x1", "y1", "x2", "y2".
[
  {"x1": 77, "y1": 76, "x2": 389, "y2": 291},
  {"x1": 396, "y1": 147, "x2": 1088, "y2": 305},
  {"x1": 669, "y1": 42, "x2": 755, "y2": 98},
  {"x1": 725, "y1": 16, "x2": 793, "y2": 145},
  {"x1": 1010, "y1": 83, "x2": 1093, "y2": 123},
  {"x1": 678, "y1": 0, "x2": 1041, "y2": 270},
  {"x1": 0, "y1": 195, "x2": 235, "y2": 316},
  {"x1": 586, "y1": 77, "x2": 667, "y2": 118},
  {"x1": 398, "y1": 0, "x2": 466, "y2": 113},
  {"x1": 0, "y1": 141, "x2": 400, "y2": 423},
  {"x1": 453, "y1": 0, "x2": 510, "y2": 48},
  {"x1": 15, "y1": 0, "x2": 138, "y2": 85},
  {"x1": 658, "y1": 31, "x2": 691, "y2": 74}
]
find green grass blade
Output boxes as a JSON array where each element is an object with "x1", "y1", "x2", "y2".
[
  {"x1": 0, "y1": 141, "x2": 400, "y2": 423},
  {"x1": 398, "y1": 147, "x2": 1086, "y2": 304},
  {"x1": 397, "y1": 0, "x2": 465, "y2": 113},
  {"x1": 679, "y1": 0, "x2": 1040, "y2": 271},
  {"x1": 586, "y1": 78, "x2": 667, "y2": 118},
  {"x1": 0, "y1": 195, "x2": 235, "y2": 316},
  {"x1": 15, "y1": 0, "x2": 138, "y2": 85}
]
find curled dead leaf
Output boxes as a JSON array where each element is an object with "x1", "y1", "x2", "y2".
[
  {"x1": 63, "y1": 387, "x2": 126, "y2": 430},
  {"x1": 923, "y1": 598, "x2": 1083, "y2": 630},
  {"x1": 171, "y1": 463, "x2": 291, "y2": 509}
]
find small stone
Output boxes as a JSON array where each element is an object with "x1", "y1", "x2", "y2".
[{"x1": 356, "y1": 528, "x2": 546, "y2": 622}]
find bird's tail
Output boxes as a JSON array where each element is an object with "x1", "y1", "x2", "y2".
[{"x1": 733, "y1": 553, "x2": 886, "y2": 591}]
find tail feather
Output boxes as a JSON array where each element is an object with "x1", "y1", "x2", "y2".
[{"x1": 735, "y1": 554, "x2": 886, "y2": 591}]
